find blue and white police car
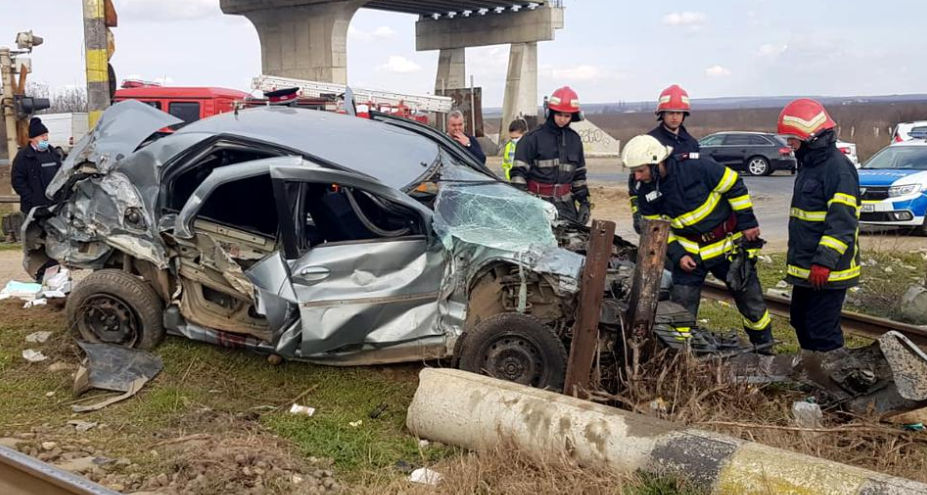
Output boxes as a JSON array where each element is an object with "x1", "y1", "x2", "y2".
[{"x1": 858, "y1": 140, "x2": 927, "y2": 235}]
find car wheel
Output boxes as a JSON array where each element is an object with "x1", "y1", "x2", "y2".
[
  {"x1": 67, "y1": 269, "x2": 165, "y2": 350},
  {"x1": 455, "y1": 313, "x2": 567, "y2": 391},
  {"x1": 746, "y1": 156, "x2": 770, "y2": 176}
]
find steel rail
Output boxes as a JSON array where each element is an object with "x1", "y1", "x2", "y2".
[
  {"x1": 0, "y1": 445, "x2": 119, "y2": 495},
  {"x1": 701, "y1": 280, "x2": 927, "y2": 347}
]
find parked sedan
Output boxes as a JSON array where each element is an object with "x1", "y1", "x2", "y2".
[
  {"x1": 23, "y1": 100, "x2": 738, "y2": 390},
  {"x1": 698, "y1": 131, "x2": 796, "y2": 176}
]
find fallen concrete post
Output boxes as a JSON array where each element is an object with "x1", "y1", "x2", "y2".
[{"x1": 407, "y1": 368, "x2": 927, "y2": 494}]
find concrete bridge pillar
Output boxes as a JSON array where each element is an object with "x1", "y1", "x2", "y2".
[
  {"x1": 500, "y1": 42, "x2": 538, "y2": 143},
  {"x1": 220, "y1": 0, "x2": 368, "y2": 84},
  {"x1": 435, "y1": 48, "x2": 466, "y2": 93}
]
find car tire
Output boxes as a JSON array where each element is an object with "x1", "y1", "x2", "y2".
[
  {"x1": 67, "y1": 269, "x2": 165, "y2": 350},
  {"x1": 455, "y1": 313, "x2": 568, "y2": 391},
  {"x1": 746, "y1": 156, "x2": 771, "y2": 176}
]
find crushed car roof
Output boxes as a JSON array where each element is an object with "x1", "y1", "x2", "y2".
[{"x1": 174, "y1": 106, "x2": 441, "y2": 188}]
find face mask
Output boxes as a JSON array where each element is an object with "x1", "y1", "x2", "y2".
[{"x1": 37, "y1": 140, "x2": 50, "y2": 152}]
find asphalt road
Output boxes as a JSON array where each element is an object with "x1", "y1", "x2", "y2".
[{"x1": 588, "y1": 170, "x2": 797, "y2": 249}]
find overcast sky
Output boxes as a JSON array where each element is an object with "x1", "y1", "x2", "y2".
[{"x1": 2, "y1": 0, "x2": 923, "y2": 107}]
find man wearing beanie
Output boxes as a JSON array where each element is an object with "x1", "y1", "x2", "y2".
[{"x1": 12, "y1": 117, "x2": 62, "y2": 215}]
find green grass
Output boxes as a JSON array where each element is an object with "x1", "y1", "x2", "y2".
[
  {"x1": 0, "y1": 243, "x2": 22, "y2": 251},
  {"x1": 696, "y1": 246, "x2": 927, "y2": 350}
]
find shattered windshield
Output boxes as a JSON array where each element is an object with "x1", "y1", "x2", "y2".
[{"x1": 432, "y1": 154, "x2": 558, "y2": 252}]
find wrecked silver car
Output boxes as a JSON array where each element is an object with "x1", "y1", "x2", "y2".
[{"x1": 24, "y1": 100, "x2": 716, "y2": 389}]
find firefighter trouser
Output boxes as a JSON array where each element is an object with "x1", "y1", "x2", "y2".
[
  {"x1": 670, "y1": 259, "x2": 773, "y2": 346},
  {"x1": 790, "y1": 286, "x2": 846, "y2": 352}
]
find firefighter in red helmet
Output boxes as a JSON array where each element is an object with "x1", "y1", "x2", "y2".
[
  {"x1": 629, "y1": 84, "x2": 701, "y2": 233},
  {"x1": 512, "y1": 86, "x2": 591, "y2": 224},
  {"x1": 779, "y1": 98, "x2": 859, "y2": 354}
]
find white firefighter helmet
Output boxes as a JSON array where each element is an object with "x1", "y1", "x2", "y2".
[{"x1": 621, "y1": 135, "x2": 673, "y2": 169}]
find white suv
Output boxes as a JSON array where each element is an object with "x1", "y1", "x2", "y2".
[
  {"x1": 893, "y1": 121, "x2": 927, "y2": 142},
  {"x1": 837, "y1": 140, "x2": 859, "y2": 168}
]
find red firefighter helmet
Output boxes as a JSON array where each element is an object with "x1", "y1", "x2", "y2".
[
  {"x1": 655, "y1": 84, "x2": 691, "y2": 117},
  {"x1": 547, "y1": 86, "x2": 583, "y2": 122},
  {"x1": 777, "y1": 98, "x2": 835, "y2": 141}
]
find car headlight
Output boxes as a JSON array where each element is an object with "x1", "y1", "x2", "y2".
[{"x1": 888, "y1": 184, "x2": 923, "y2": 197}]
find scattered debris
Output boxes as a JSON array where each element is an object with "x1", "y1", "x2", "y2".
[
  {"x1": 899, "y1": 286, "x2": 927, "y2": 325},
  {"x1": 45, "y1": 391, "x2": 55, "y2": 398},
  {"x1": 288, "y1": 404, "x2": 316, "y2": 417},
  {"x1": 792, "y1": 401, "x2": 823, "y2": 429},
  {"x1": 348, "y1": 420, "x2": 363, "y2": 428},
  {"x1": 22, "y1": 349, "x2": 48, "y2": 363},
  {"x1": 758, "y1": 255, "x2": 773, "y2": 265},
  {"x1": 885, "y1": 266, "x2": 894, "y2": 274},
  {"x1": 775, "y1": 280, "x2": 789, "y2": 289},
  {"x1": 72, "y1": 342, "x2": 163, "y2": 413},
  {"x1": 23, "y1": 298, "x2": 47, "y2": 308},
  {"x1": 0, "y1": 281, "x2": 42, "y2": 301},
  {"x1": 42, "y1": 266, "x2": 72, "y2": 295},
  {"x1": 903, "y1": 423, "x2": 925, "y2": 432},
  {"x1": 25, "y1": 331, "x2": 53, "y2": 343},
  {"x1": 409, "y1": 467, "x2": 444, "y2": 485},
  {"x1": 418, "y1": 439, "x2": 430, "y2": 448},
  {"x1": 765, "y1": 289, "x2": 791, "y2": 299},
  {"x1": 67, "y1": 420, "x2": 98, "y2": 432}
]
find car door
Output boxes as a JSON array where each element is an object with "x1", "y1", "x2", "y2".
[
  {"x1": 698, "y1": 134, "x2": 725, "y2": 163},
  {"x1": 716, "y1": 134, "x2": 751, "y2": 170},
  {"x1": 247, "y1": 159, "x2": 448, "y2": 357}
]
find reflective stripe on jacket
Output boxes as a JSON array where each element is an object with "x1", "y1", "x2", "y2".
[
  {"x1": 512, "y1": 117, "x2": 589, "y2": 203},
  {"x1": 502, "y1": 138, "x2": 518, "y2": 181},
  {"x1": 637, "y1": 158, "x2": 758, "y2": 268},
  {"x1": 786, "y1": 130, "x2": 860, "y2": 289}
]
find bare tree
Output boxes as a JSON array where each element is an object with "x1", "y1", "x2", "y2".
[{"x1": 50, "y1": 87, "x2": 88, "y2": 113}]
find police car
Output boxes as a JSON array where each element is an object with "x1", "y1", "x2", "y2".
[{"x1": 858, "y1": 140, "x2": 927, "y2": 235}]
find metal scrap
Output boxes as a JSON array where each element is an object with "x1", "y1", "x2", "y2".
[{"x1": 71, "y1": 341, "x2": 163, "y2": 413}]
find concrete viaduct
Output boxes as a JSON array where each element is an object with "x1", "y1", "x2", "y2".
[{"x1": 219, "y1": 0, "x2": 564, "y2": 138}]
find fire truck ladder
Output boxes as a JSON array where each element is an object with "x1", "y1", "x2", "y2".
[{"x1": 252, "y1": 75, "x2": 453, "y2": 114}]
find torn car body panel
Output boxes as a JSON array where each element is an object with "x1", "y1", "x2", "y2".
[{"x1": 25, "y1": 101, "x2": 669, "y2": 367}]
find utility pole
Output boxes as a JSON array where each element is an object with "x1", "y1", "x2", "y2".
[
  {"x1": 1, "y1": 47, "x2": 18, "y2": 167},
  {"x1": 82, "y1": 0, "x2": 115, "y2": 128}
]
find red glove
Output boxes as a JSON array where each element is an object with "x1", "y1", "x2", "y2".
[{"x1": 809, "y1": 264, "x2": 830, "y2": 289}]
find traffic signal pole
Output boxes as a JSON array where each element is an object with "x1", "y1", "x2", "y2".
[{"x1": 82, "y1": 0, "x2": 111, "y2": 128}]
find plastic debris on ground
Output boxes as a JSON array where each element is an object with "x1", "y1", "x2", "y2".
[
  {"x1": 0, "y1": 281, "x2": 43, "y2": 301},
  {"x1": 22, "y1": 349, "x2": 48, "y2": 362},
  {"x1": 418, "y1": 439, "x2": 430, "y2": 448},
  {"x1": 348, "y1": 420, "x2": 363, "y2": 428},
  {"x1": 42, "y1": 266, "x2": 72, "y2": 295},
  {"x1": 23, "y1": 298, "x2": 47, "y2": 308},
  {"x1": 288, "y1": 404, "x2": 316, "y2": 417},
  {"x1": 71, "y1": 342, "x2": 163, "y2": 413},
  {"x1": 775, "y1": 280, "x2": 789, "y2": 289},
  {"x1": 409, "y1": 467, "x2": 443, "y2": 486},
  {"x1": 25, "y1": 331, "x2": 53, "y2": 343},
  {"x1": 903, "y1": 423, "x2": 925, "y2": 432}
]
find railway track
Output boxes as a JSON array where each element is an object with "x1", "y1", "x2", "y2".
[
  {"x1": 702, "y1": 280, "x2": 927, "y2": 346},
  {"x1": 0, "y1": 446, "x2": 118, "y2": 495}
]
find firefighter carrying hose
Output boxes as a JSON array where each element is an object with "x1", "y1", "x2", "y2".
[
  {"x1": 622, "y1": 134, "x2": 774, "y2": 350},
  {"x1": 511, "y1": 86, "x2": 591, "y2": 224},
  {"x1": 778, "y1": 98, "x2": 860, "y2": 353},
  {"x1": 629, "y1": 85, "x2": 701, "y2": 233}
]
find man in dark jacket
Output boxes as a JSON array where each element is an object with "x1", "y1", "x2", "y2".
[
  {"x1": 12, "y1": 117, "x2": 61, "y2": 215},
  {"x1": 511, "y1": 86, "x2": 591, "y2": 224},
  {"x1": 630, "y1": 85, "x2": 700, "y2": 233},
  {"x1": 447, "y1": 110, "x2": 486, "y2": 165},
  {"x1": 778, "y1": 99, "x2": 860, "y2": 353},
  {"x1": 623, "y1": 134, "x2": 773, "y2": 349}
]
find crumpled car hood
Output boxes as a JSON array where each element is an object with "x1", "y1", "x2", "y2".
[{"x1": 25, "y1": 101, "x2": 183, "y2": 273}]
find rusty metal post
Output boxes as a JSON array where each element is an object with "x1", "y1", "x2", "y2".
[
  {"x1": 563, "y1": 219, "x2": 616, "y2": 397},
  {"x1": 626, "y1": 218, "x2": 671, "y2": 342}
]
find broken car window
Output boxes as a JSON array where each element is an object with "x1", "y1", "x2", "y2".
[{"x1": 432, "y1": 159, "x2": 558, "y2": 253}]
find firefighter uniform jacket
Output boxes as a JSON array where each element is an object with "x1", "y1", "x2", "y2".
[
  {"x1": 785, "y1": 131, "x2": 860, "y2": 289},
  {"x1": 637, "y1": 158, "x2": 758, "y2": 269},
  {"x1": 511, "y1": 118, "x2": 589, "y2": 204},
  {"x1": 629, "y1": 124, "x2": 700, "y2": 215}
]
